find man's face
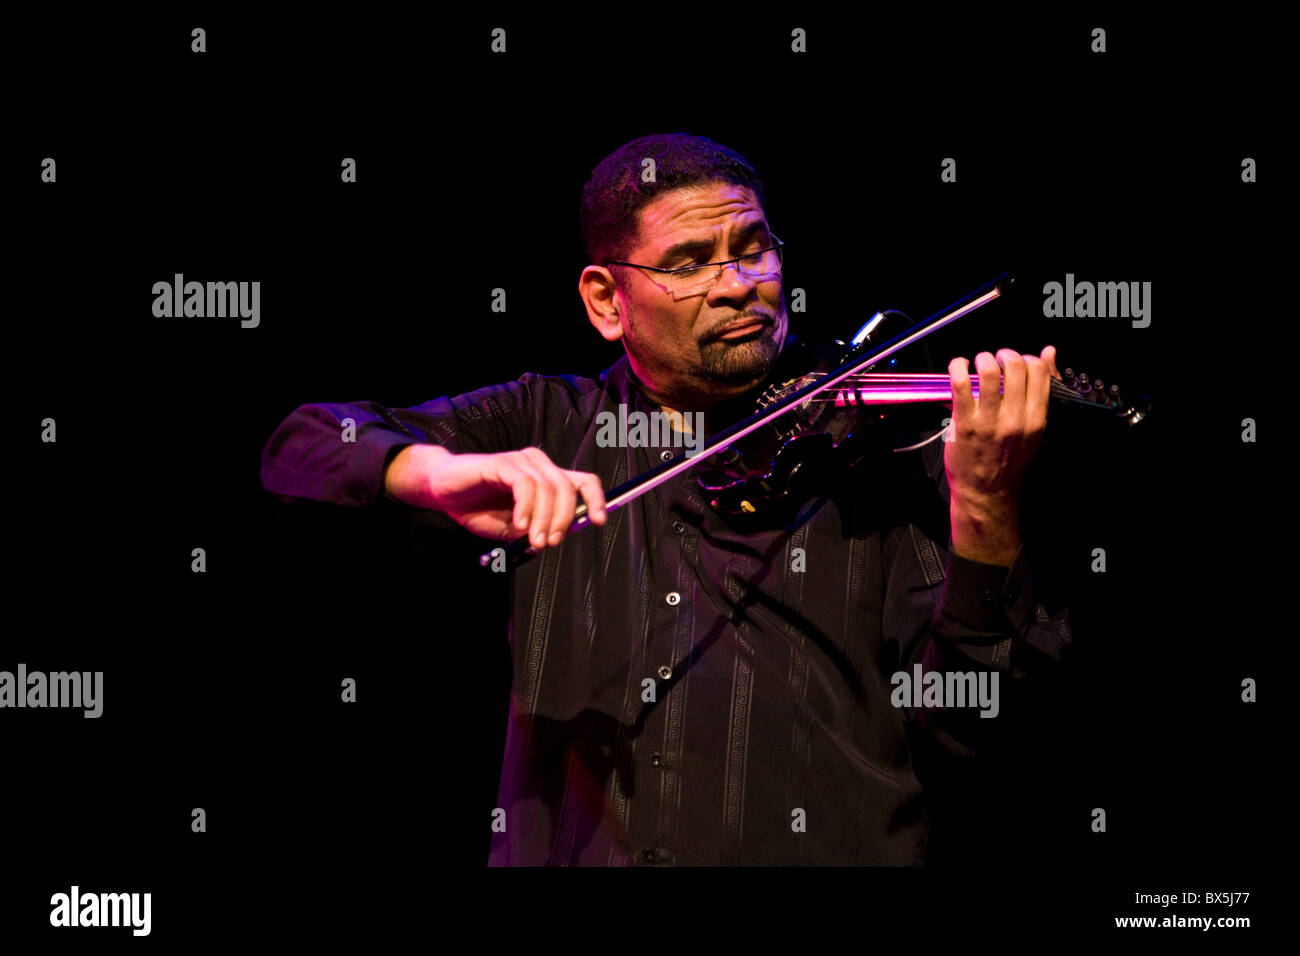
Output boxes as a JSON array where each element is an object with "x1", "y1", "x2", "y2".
[{"x1": 608, "y1": 182, "x2": 788, "y2": 409}]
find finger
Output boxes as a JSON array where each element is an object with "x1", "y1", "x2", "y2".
[
  {"x1": 973, "y1": 351, "x2": 1003, "y2": 420},
  {"x1": 566, "y1": 470, "x2": 607, "y2": 524},
  {"x1": 461, "y1": 511, "x2": 520, "y2": 542},
  {"x1": 491, "y1": 458, "x2": 536, "y2": 534},
  {"x1": 995, "y1": 348, "x2": 1027, "y2": 430},
  {"x1": 532, "y1": 454, "x2": 577, "y2": 545},
  {"x1": 1041, "y1": 344, "x2": 1062, "y2": 381},
  {"x1": 512, "y1": 450, "x2": 554, "y2": 549},
  {"x1": 470, "y1": 508, "x2": 518, "y2": 541},
  {"x1": 1023, "y1": 355, "x2": 1050, "y2": 433},
  {"x1": 947, "y1": 356, "x2": 975, "y2": 434}
]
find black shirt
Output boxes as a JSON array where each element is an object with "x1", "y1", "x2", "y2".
[{"x1": 259, "y1": 339, "x2": 1072, "y2": 865}]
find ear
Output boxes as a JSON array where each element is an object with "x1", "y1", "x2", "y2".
[{"x1": 580, "y1": 265, "x2": 625, "y2": 343}]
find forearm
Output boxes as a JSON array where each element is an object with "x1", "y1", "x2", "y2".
[
  {"x1": 260, "y1": 400, "x2": 432, "y2": 507},
  {"x1": 382, "y1": 442, "x2": 454, "y2": 508},
  {"x1": 949, "y1": 492, "x2": 1021, "y2": 568}
]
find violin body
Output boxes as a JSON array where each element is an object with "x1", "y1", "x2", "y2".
[{"x1": 696, "y1": 316, "x2": 914, "y2": 520}]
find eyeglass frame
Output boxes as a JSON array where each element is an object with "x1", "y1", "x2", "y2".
[{"x1": 605, "y1": 233, "x2": 785, "y2": 296}]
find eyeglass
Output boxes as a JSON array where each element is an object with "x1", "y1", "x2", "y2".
[{"x1": 607, "y1": 234, "x2": 784, "y2": 301}]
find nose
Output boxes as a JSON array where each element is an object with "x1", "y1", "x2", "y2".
[{"x1": 708, "y1": 260, "x2": 758, "y2": 300}]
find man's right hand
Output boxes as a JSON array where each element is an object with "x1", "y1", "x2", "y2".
[{"x1": 383, "y1": 444, "x2": 607, "y2": 548}]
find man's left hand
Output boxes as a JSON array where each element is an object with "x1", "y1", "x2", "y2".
[{"x1": 944, "y1": 346, "x2": 1061, "y2": 566}]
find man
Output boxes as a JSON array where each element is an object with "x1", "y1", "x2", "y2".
[{"x1": 260, "y1": 132, "x2": 1071, "y2": 866}]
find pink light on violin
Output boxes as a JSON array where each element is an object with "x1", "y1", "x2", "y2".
[{"x1": 832, "y1": 374, "x2": 989, "y2": 405}]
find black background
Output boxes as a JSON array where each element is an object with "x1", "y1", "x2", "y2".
[{"x1": 6, "y1": 8, "x2": 1278, "y2": 943}]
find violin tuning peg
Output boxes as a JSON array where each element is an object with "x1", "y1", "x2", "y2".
[
  {"x1": 1062, "y1": 368, "x2": 1076, "y2": 386},
  {"x1": 1108, "y1": 383, "x2": 1122, "y2": 407},
  {"x1": 1076, "y1": 372, "x2": 1091, "y2": 394},
  {"x1": 1092, "y1": 378, "x2": 1105, "y2": 401}
]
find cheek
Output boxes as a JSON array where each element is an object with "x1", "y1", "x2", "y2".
[{"x1": 760, "y1": 279, "x2": 784, "y2": 307}]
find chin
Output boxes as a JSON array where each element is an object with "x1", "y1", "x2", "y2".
[{"x1": 700, "y1": 333, "x2": 780, "y2": 386}]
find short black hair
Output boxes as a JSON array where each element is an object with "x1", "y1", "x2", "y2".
[{"x1": 579, "y1": 132, "x2": 769, "y2": 270}]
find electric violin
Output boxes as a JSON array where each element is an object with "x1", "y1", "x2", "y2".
[{"x1": 480, "y1": 272, "x2": 1149, "y2": 567}]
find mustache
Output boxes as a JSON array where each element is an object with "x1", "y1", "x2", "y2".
[{"x1": 703, "y1": 312, "x2": 773, "y2": 342}]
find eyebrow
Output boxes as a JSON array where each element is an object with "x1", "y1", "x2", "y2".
[{"x1": 656, "y1": 220, "x2": 770, "y2": 266}]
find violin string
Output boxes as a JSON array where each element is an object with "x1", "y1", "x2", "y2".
[
  {"x1": 817, "y1": 374, "x2": 1082, "y2": 386},
  {"x1": 804, "y1": 373, "x2": 1082, "y2": 382},
  {"x1": 798, "y1": 375, "x2": 1099, "y2": 405},
  {"x1": 817, "y1": 378, "x2": 1099, "y2": 451}
]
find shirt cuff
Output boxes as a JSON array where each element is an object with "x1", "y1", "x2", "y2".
[
  {"x1": 937, "y1": 545, "x2": 1033, "y2": 635},
  {"x1": 348, "y1": 434, "x2": 418, "y2": 507}
]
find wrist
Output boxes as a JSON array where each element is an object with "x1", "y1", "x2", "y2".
[
  {"x1": 950, "y1": 494, "x2": 1020, "y2": 566},
  {"x1": 384, "y1": 443, "x2": 451, "y2": 506}
]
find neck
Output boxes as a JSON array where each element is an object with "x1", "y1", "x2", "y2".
[{"x1": 628, "y1": 367, "x2": 767, "y2": 434}]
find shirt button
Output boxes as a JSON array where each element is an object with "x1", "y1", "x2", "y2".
[
  {"x1": 641, "y1": 845, "x2": 672, "y2": 864},
  {"x1": 657, "y1": 665, "x2": 672, "y2": 680},
  {"x1": 660, "y1": 450, "x2": 675, "y2": 462},
  {"x1": 665, "y1": 591, "x2": 681, "y2": 606},
  {"x1": 672, "y1": 521, "x2": 686, "y2": 535},
  {"x1": 651, "y1": 752, "x2": 663, "y2": 767},
  {"x1": 980, "y1": 588, "x2": 999, "y2": 608}
]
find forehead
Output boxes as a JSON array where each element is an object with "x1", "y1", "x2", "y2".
[{"x1": 634, "y1": 182, "x2": 766, "y2": 247}]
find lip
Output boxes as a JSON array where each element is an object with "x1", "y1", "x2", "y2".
[{"x1": 715, "y1": 320, "x2": 769, "y2": 340}]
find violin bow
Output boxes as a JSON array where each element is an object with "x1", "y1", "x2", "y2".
[{"x1": 479, "y1": 272, "x2": 1014, "y2": 568}]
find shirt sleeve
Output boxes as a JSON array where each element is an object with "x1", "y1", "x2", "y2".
[
  {"x1": 931, "y1": 545, "x2": 1072, "y2": 676},
  {"x1": 258, "y1": 378, "x2": 539, "y2": 509},
  {"x1": 889, "y1": 525, "x2": 1073, "y2": 761}
]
